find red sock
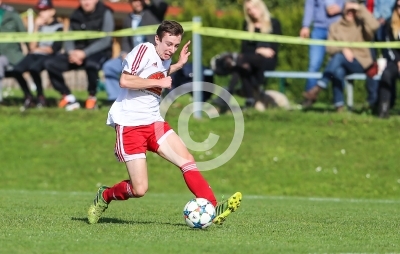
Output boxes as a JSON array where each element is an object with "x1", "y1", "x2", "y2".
[
  {"x1": 102, "y1": 180, "x2": 135, "y2": 203},
  {"x1": 180, "y1": 162, "x2": 217, "y2": 207}
]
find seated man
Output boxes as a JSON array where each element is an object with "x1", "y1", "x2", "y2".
[
  {"x1": 102, "y1": 0, "x2": 167, "y2": 103},
  {"x1": 303, "y1": 1, "x2": 380, "y2": 112},
  {"x1": 13, "y1": 0, "x2": 63, "y2": 109},
  {"x1": 0, "y1": 0, "x2": 26, "y2": 102},
  {"x1": 45, "y1": 0, "x2": 114, "y2": 110}
]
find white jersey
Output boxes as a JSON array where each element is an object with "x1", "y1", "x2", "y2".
[{"x1": 106, "y1": 42, "x2": 172, "y2": 127}]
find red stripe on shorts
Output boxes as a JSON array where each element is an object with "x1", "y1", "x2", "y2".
[{"x1": 115, "y1": 125, "x2": 124, "y2": 161}]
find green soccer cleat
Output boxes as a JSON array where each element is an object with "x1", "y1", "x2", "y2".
[
  {"x1": 87, "y1": 186, "x2": 109, "y2": 224},
  {"x1": 213, "y1": 192, "x2": 242, "y2": 225}
]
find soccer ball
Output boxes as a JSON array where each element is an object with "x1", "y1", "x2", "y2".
[{"x1": 183, "y1": 198, "x2": 216, "y2": 229}]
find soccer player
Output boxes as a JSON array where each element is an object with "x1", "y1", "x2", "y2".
[{"x1": 87, "y1": 20, "x2": 242, "y2": 225}]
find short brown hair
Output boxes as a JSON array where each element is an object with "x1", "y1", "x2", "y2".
[{"x1": 156, "y1": 20, "x2": 184, "y2": 40}]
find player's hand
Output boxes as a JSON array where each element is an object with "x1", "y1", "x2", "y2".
[
  {"x1": 343, "y1": 48, "x2": 354, "y2": 62},
  {"x1": 300, "y1": 27, "x2": 310, "y2": 38},
  {"x1": 397, "y1": 61, "x2": 400, "y2": 72},
  {"x1": 158, "y1": 76, "x2": 172, "y2": 89},
  {"x1": 177, "y1": 40, "x2": 191, "y2": 66}
]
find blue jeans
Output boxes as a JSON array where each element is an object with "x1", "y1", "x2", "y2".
[
  {"x1": 318, "y1": 53, "x2": 364, "y2": 107},
  {"x1": 365, "y1": 48, "x2": 379, "y2": 106},
  {"x1": 305, "y1": 27, "x2": 328, "y2": 91},
  {"x1": 102, "y1": 57, "x2": 123, "y2": 101}
]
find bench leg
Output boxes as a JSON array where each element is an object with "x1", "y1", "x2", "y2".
[
  {"x1": 345, "y1": 79, "x2": 354, "y2": 111},
  {"x1": 279, "y1": 78, "x2": 286, "y2": 94},
  {"x1": 0, "y1": 80, "x2": 2, "y2": 102}
]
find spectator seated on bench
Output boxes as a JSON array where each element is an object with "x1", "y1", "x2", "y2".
[
  {"x1": 236, "y1": 0, "x2": 282, "y2": 110},
  {"x1": 377, "y1": 0, "x2": 400, "y2": 118},
  {"x1": 12, "y1": 0, "x2": 63, "y2": 109},
  {"x1": 210, "y1": 0, "x2": 282, "y2": 112},
  {"x1": 303, "y1": 1, "x2": 380, "y2": 112},
  {"x1": 0, "y1": 2, "x2": 26, "y2": 103},
  {"x1": 44, "y1": 0, "x2": 114, "y2": 111}
]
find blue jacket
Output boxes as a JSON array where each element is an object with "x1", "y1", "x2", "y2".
[
  {"x1": 367, "y1": 0, "x2": 396, "y2": 21},
  {"x1": 302, "y1": 0, "x2": 345, "y2": 28}
]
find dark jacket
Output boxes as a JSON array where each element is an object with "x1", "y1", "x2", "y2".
[
  {"x1": 69, "y1": 1, "x2": 113, "y2": 56},
  {"x1": 121, "y1": 0, "x2": 168, "y2": 54},
  {"x1": 0, "y1": 4, "x2": 26, "y2": 65},
  {"x1": 36, "y1": 19, "x2": 64, "y2": 55},
  {"x1": 241, "y1": 18, "x2": 282, "y2": 64},
  {"x1": 385, "y1": 14, "x2": 400, "y2": 63}
]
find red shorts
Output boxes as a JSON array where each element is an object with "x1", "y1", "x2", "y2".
[{"x1": 114, "y1": 121, "x2": 173, "y2": 162}]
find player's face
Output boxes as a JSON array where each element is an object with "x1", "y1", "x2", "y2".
[
  {"x1": 80, "y1": 0, "x2": 98, "y2": 13},
  {"x1": 131, "y1": 0, "x2": 144, "y2": 13},
  {"x1": 155, "y1": 33, "x2": 182, "y2": 60}
]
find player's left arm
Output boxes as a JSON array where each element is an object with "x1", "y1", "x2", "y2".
[{"x1": 168, "y1": 40, "x2": 191, "y2": 75}]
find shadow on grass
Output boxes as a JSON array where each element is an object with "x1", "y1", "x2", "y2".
[
  {"x1": 1, "y1": 96, "x2": 113, "y2": 109},
  {"x1": 71, "y1": 217, "x2": 185, "y2": 227}
]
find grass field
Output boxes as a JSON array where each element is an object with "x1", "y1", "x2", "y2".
[
  {"x1": 1, "y1": 92, "x2": 400, "y2": 253},
  {"x1": 1, "y1": 190, "x2": 399, "y2": 253}
]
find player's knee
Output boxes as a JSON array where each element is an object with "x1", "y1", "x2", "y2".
[{"x1": 132, "y1": 186, "x2": 148, "y2": 197}]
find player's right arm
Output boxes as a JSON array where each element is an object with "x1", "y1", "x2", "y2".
[
  {"x1": 120, "y1": 72, "x2": 171, "y2": 89},
  {"x1": 119, "y1": 44, "x2": 171, "y2": 89}
]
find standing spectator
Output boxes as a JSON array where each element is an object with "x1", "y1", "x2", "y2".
[
  {"x1": 300, "y1": 0, "x2": 345, "y2": 94},
  {"x1": 377, "y1": 0, "x2": 400, "y2": 118},
  {"x1": 13, "y1": 0, "x2": 63, "y2": 109},
  {"x1": 302, "y1": 1, "x2": 380, "y2": 111},
  {"x1": 365, "y1": 0, "x2": 396, "y2": 46},
  {"x1": 236, "y1": 0, "x2": 282, "y2": 110},
  {"x1": 102, "y1": 0, "x2": 167, "y2": 104},
  {"x1": 0, "y1": 0, "x2": 26, "y2": 102},
  {"x1": 45, "y1": 0, "x2": 114, "y2": 110}
]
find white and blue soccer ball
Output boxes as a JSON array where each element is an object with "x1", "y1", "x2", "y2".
[{"x1": 183, "y1": 198, "x2": 216, "y2": 229}]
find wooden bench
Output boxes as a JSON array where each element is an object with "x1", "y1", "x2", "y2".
[{"x1": 203, "y1": 69, "x2": 381, "y2": 109}]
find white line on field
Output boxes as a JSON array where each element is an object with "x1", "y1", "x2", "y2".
[
  {"x1": 244, "y1": 195, "x2": 400, "y2": 204},
  {"x1": 1, "y1": 189, "x2": 399, "y2": 204}
]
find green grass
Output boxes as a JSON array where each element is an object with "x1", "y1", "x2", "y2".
[
  {"x1": 1, "y1": 190, "x2": 399, "y2": 253},
  {"x1": 1, "y1": 92, "x2": 400, "y2": 253},
  {"x1": 1, "y1": 101, "x2": 400, "y2": 198}
]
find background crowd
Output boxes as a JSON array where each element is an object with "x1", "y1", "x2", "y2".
[{"x1": 0, "y1": 0, "x2": 399, "y2": 118}]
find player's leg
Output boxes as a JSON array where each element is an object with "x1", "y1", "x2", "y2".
[
  {"x1": 103, "y1": 158, "x2": 148, "y2": 202},
  {"x1": 88, "y1": 125, "x2": 149, "y2": 224},
  {"x1": 153, "y1": 122, "x2": 242, "y2": 225},
  {"x1": 151, "y1": 123, "x2": 216, "y2": 206}
]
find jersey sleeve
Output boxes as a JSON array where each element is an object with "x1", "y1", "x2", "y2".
[{"x1": 122, "y1": 43, "x2": 150, "y2": 75}]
